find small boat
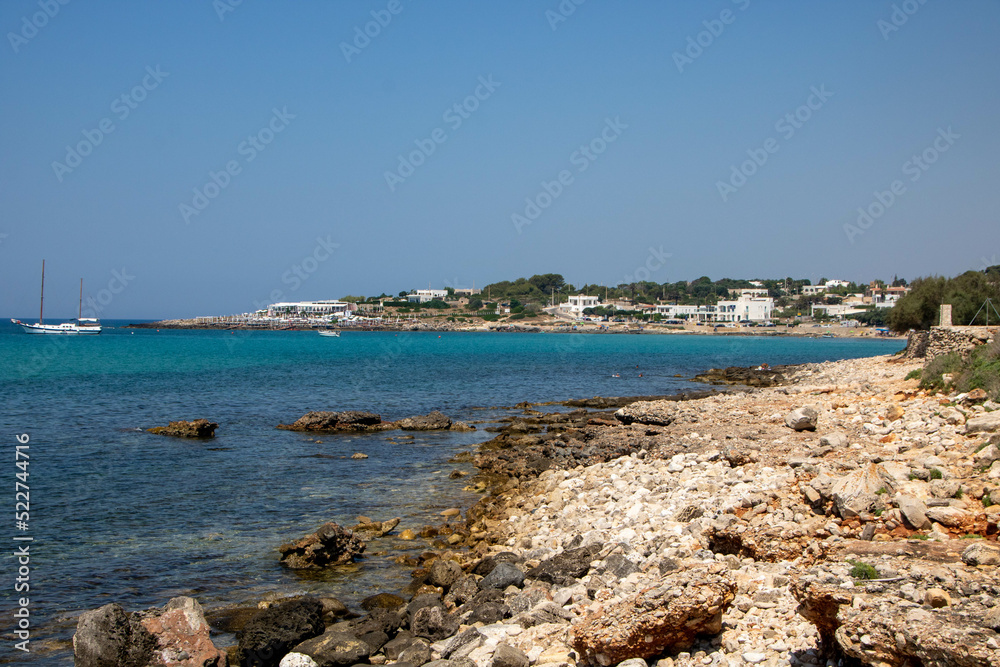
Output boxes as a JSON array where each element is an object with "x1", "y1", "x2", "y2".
[
  {"x1": 11, "y1": 261, "x2": 102, "y2": 335},
  {"x1": 317, "y1": 329, "x2": 341, "y2": 337}
]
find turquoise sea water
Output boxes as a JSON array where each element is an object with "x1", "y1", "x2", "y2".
[{"x1": 0, "y1": 320, "x2": 905, "y2": 662}]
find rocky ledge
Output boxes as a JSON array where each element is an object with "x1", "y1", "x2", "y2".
[
  {"x1": 278, "y1": 410, "x2": 475, "y2": 433},
  {"x1": 147, "y1": 419, "x2": 219, "y2": 438}
]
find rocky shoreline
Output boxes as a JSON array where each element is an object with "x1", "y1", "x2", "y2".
[{"x1": 71, "y1": 351, "x2": 1000, "y2": 667}]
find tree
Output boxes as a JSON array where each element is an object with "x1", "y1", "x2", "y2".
[
  {"x1": 467, "y1": 298, "x2": 482, "y2": 311},
  {"x1": 888, "y1": 271, "x2": 1000, "y2": 332}
]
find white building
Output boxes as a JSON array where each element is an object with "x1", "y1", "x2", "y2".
[
  {"x1": 559, "y1": 293, "x2": 602, "y2": 318},
  {"x1": 811, "y1": 303, "x2": 868, "y2": 319},
  {"x1": 656, "y1": 293, "x2": 774, "y2": 323},
  {"x1": 407, "y1": 289, "x2": 448, "y2": 304},
  {"x1": 802, "y1": 285, "x2": 827, "y2": 296},
  {"x1": 264, "y1": 300, "x2": 353, "y2": 319},
  {"x1": 825, "y1": 279, "x2": 851, "y2": 289}
]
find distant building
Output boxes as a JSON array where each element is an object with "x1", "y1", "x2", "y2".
[
  {"x1": 825, "y1": 279, "x2": 851, "y2": 289},
  {"x1": 560, "y1": 293, "x2": 602, "y2": 318},
  {"x1": 264, "y1": 300, "x2": 353, "y2": 318},
  {"x1": 453, "y1": 288, "x2": 481, "y2": 296},
  {"x1": 802, "y1": 285, "x2": 827, "y2": 296},
  {"x1": 407, "y1": 289, "x2": 448, "y2": 304},
  {"x1": 656, "y1": 293, "x2": 774, "y2": 323}
]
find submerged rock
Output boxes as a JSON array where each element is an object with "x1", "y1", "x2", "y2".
[
  {"x1": 277, "y1": 411, "x2": 391, "y2": 433},
  {"x1": 278, "y1": 523, "x2": 365, "y2": 569},
  {"x1": 398, "y1": 410, "x2": 453, "y2": 431},
  {"x1": 147, "y1": 419, "x2": 218, "y2": 438}
]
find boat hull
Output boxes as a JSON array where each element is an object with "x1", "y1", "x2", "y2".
[{"x1": 12, "y1": 319, "x2": 102, "y2": 334}]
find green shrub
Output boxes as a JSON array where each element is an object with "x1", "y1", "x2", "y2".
[
  {"x1": 481, "y1": 313, "x2": 500, "y2": 322},
  {"x1": 930, "y1": 468, "x2": 943, "y2": 480},
  {"x1": 919, "y1": 352, "x2": 964, "y2": 391},
  {"x1": 905, "y1": 369, "x2": 922, "y2": 381},
  {"x1": 848, "y1": 560, "x2": 878, "y2": 581}
]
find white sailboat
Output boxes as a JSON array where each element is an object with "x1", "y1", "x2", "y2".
[{"x1": 11, "y1": 261, "x2": 102, "y2": 334}]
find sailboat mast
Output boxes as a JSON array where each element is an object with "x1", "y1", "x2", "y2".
[
  {"x1": 39, "y1": 260, "x2": 45, "y2": 324},
  {"x1": 79, "y1": 278, "x2": 83, "y2": 319}
]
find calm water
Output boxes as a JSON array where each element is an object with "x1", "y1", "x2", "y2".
[{"x1": 0, "y1": 320, "x2": 904, "y2": 662}]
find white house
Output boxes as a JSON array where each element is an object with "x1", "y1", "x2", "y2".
[
  {"x1": 802, "y1": 285, "x2": 827, "y2": 296},
  {"x1": 560, "y1": 293, "x2": 602, "y2": 318},
  {"x1": 656, "y1": 293, "x2": 774, "y2": 323},
  {"x1": 825, "y1": 279, "x2": 851, "y2": 289},
  {"x1": 407, "y1": 289, "x2": 448, "y2": 304}
]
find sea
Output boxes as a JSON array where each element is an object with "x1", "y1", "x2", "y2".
[{"x1": 0, "y1": 319, "x2": 905, "y2": 662}]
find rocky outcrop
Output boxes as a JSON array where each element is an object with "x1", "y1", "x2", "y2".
[
  {"x1": 614, "y1": 402, "x2": 676, "y2": 426},
  {"x1": 572, "y1": 566, "x2": 736, "y2": 665},
  {"x1": 399, "y1": 410, "x2": 453, "y2": 431},
  {"x1": 278, "y1": 411, "x2": 392, "y2": 432},
  {"x1": 278, "y1": 523, "x2": 365, "y2": 569},
  {"x1": 236, "y1": 597, "x2": 325, "y2": 667},
  {"x1": 286, "y1": 630, "x2": 372, "y2": 667},
  {"x1": 692, "y1": 365, "x2": 789, "y2": 387},
  {"x1": 147, "y1": 419, "x2": 218, "y2": 438},
  {"x1": 74, "y1": 597, "x2": 226, "y2": 667},
  {"x1": 792, "y1": 575, "x2": 1000, "y2": 666}
]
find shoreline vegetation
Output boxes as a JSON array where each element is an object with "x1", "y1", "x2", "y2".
[{"x1": 66, "y1": 335, "x2": 1000, "y2": 667}]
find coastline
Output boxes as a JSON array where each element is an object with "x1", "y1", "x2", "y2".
[
  {"x1": 64, "y1": 345, "x2": 1000, "y2": 666},
  {"x1": 125, "y1": 319, "x2": 902, "y2": 340}
]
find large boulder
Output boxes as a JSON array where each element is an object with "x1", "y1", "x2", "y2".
[
  {"x1": 526, "y1": 544, "x2": 601, "y2": 586},
  {"x1": 288, "y1": 630, "x2": 372, "y2": 667},
  {"x1": 962, "y1": 542, "x2": 1000, "y2": 566},
  {"x1": 236, "y1": 597, "x2": 325, "y2": 667},
  {"x1": 74, "y1": 597, "x2": 226, "y2": 667},
  {"x1": 784, "y1": 407, "x2": 818, "y2": 431},
  {"x1": 966, "y1": 411, "x2": 1000, "y2": 435},
  {"x1": 279, "y1": 523, "x2": 365, "y2": 569},
  {"x1": 74, "y1": 603, "x2": 158, "y2": 667},
  {"x1": 572, "y1": 566, "x2": 735, "y2": 665},
  {"x1": 895, "y1": 494, "x2": 931, "y2": 530},
  {"x1": 398, "y1": 410, "x2": 453, "y2": 431},
  {"x1": 830, "y1": 463, "x2": 895, "y2": 519},
  {"x1": 277, "y1": 411, "x2": 392, "y2": 433},
  {"x1": 147, "y1": 419, "x2": 218, "y2": 438}
]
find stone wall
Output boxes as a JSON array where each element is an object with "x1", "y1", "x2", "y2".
[{"x1": 902, "y1": 326, "x2": 998, "y2": 361}]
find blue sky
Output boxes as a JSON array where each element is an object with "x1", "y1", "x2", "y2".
[{"x1": 1, "y1": 0, "x2": 998, "y2": 319}]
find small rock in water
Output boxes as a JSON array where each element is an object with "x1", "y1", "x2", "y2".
[{"x1": 351, "y1": 452, "x2": 369, "y2": 459}]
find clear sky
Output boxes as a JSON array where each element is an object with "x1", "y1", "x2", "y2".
[{"x1": 2, "y1": 0, "x2": 998, "y2": 319}]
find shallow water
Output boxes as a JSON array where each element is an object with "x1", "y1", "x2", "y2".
[{"x1": 0, "y1": 321, "x2": 904, "y2": 662}]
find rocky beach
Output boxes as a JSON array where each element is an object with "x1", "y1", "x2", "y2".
[{"x1": 66, "y1": 328, "x2": 1000, "y2": 667}]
